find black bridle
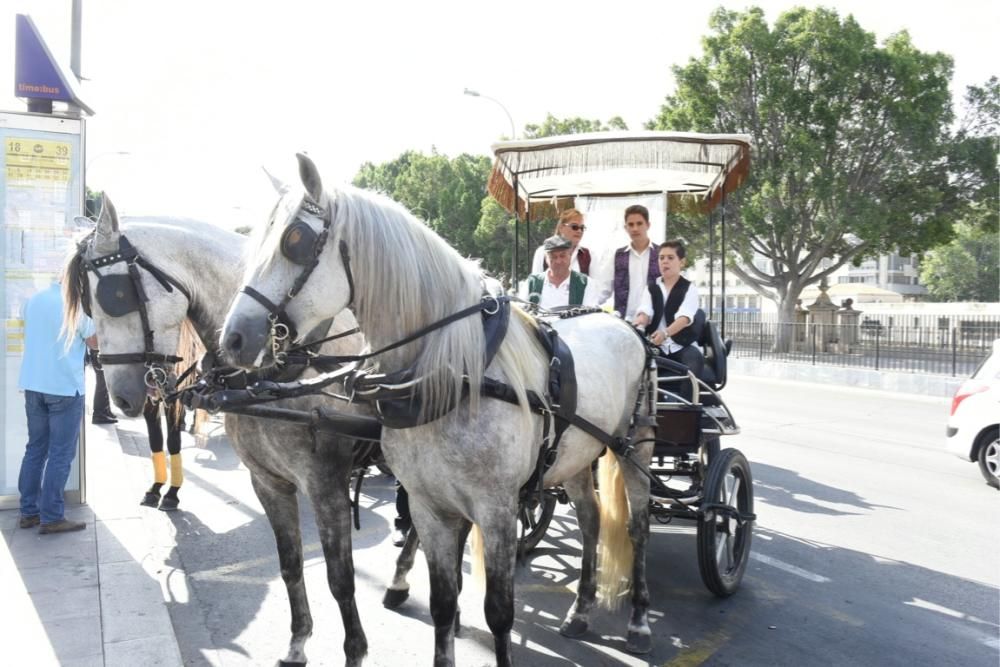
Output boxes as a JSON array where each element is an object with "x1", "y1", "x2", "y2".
[
  {"x1": 78, "y1": 235, "x2": 192, "y2": 393},
  {"x1": 240, "y1": 197, "x2": 355, "y2": 364}
]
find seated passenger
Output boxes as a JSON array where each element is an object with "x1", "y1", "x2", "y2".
[
  {"x1": 530, "y1": 208, "x2": 592, "y2": 276},
  {"x1": 593, "y1": 204, "x2": 661, "y2": 321},
  {"x1": 633, "y1": 240, "x2": 705, "y2": 379},
  {"x1": 522, "y1": 235, "x2": 601, "y2": 309}
]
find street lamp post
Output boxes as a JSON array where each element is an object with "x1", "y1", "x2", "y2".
[{"x1": 463, "y1": 88, "x2": 516, "y2": 140}]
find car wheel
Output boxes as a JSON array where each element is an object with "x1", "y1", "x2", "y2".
[{"x1": 977, "y1": 429, "x2": 1000, "y2": 490}]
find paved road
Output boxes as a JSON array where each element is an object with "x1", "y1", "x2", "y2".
[{"x1": 124, "y1": 376, "x2": 999, "y2": 666}]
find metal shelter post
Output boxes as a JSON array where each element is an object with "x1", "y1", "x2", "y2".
[
  {"x1": 708, "y1": 209, "x2": 715, "y2": 320},
  {"x1": 512, "y1": 172, "x2": 519, "y2": 288},
  {"x1": 721, "y1": 185, "x2": 727, "y2": 338},
  {"x1": 525, "y1": 198, "x2": 531, "y2": 279}
]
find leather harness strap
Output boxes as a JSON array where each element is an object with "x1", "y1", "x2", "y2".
[{"x1": 80, "y1": 236, "x2": 189, "y2": 367}]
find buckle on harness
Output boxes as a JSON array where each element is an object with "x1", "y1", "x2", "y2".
[{"x1": 482, "y1": 295, "x2": 500, "y2": 316}]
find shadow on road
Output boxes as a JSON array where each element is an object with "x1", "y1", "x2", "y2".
[{"x1": 751, "y1": 461, "x2": 900, "y2": 516}]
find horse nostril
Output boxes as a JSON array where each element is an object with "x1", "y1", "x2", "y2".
[
  {"x1": 225, "y1": 331, "x2": 243, "y2": 354},
  {"x1": 113, "y1": 396, "x2": 132, "y2": 413}
]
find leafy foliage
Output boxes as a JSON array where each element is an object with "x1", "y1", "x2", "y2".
[
  {"x1": 353, "y1": 150, "x2": 492, "y2": 263},
  {"x1": 523, "y1": 114, "x2": 627, "y2": 139},
  {"x1": 647, "y1": 7, "x2": 961, "y2": 319},
  {"x1": 919, "y1": 217, "x2": 999, "y2": 302},
  {"x1": 352, "y1": 116, "x2": 630, "y2": 283}
]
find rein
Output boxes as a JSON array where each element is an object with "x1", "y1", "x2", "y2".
[{"x1": 305, "y1": 295, "x2": 506, "y2": 367}]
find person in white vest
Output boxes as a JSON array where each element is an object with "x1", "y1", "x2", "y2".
[{"x1": 522, "y1": 235, "x2": 601, "y2": 309}]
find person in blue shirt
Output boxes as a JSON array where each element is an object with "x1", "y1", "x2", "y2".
[{"x1": 17, "y1": 281, "x2": 97, "y2": 534}]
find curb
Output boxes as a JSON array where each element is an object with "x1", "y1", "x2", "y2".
[
  {"x1": 87, "y1": 417, "x2": 184, "y2": 666},
  {"x1": 728, "y1": 358, "x2": 964, "y2": 398}
]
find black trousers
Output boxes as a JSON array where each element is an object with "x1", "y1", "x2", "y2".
[
  {"x1": 90, "y1": 350, "x2": 114, "y2": 419},
  {"x1": 662, "y1": 345, "x2": 705, "y2": 402},
  {"x1": 665, "y1": 345, "x2": 705, "y2": 379},
  {"x1": 395, "y1": 480, "x2": 411, "y2": 530}
]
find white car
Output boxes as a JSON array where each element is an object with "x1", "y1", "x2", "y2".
[{"x1": 946, "y1": 338, "x2": 1000, "y2": 489}]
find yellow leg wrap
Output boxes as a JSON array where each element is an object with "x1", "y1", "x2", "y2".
[
  {"x1": 169, "y1": 453, "x2": 184, "y2": 488},
  {"x1": 152, "y1": 451, "x2": 167, "y2": 484}
]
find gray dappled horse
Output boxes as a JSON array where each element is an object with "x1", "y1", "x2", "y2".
[
  {"x1": 221, "y1": 155, "x2": 658, "y2": 666},
  {"x1": 62, "y1": 195, "x2": 370, "y2": 667}
]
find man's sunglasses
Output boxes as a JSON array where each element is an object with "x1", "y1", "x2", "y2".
[{"x1": 561, "y1": 222, "x2": 586, "y2": 232}]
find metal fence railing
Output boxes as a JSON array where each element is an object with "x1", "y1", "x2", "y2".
[{"x1": 711, "y1": 311, "x2": 999, "y2": 377}]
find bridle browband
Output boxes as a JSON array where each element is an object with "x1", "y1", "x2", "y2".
[
  {"x1": 79, "y1": 234, "x2": 193, "y2": 391},
  {"x1": 240, "y1": 196, "x2": 355, "y2": 364}
]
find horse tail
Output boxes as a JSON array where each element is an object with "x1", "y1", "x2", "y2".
[
  {"x1": 596, "y1": 448, "x2": 633, "y2": 609},
  {"x1": 469, "y1": 523, "x2": 487, "y2": 587}
]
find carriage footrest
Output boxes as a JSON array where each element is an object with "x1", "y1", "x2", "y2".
[{"x1": 702, "y1": 405, "x2": 739, "y2": 435}]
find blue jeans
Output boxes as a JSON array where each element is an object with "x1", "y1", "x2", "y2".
[{"x1": 18, "y1": 390, "x2": 85, "y2": 524}]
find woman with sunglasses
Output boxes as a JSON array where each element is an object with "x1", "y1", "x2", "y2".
[{"x1": 529, "y1": 208, "x2": 592, "y2": 276}]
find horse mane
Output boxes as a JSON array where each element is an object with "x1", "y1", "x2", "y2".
[{"x1": 333, "y1": 186, "x2": 543, "y2": 422}]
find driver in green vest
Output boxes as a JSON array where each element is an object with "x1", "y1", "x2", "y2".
[{"x1": 523, "y1": 235, "x2": 600, "y2": 309}]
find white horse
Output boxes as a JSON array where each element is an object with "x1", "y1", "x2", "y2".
[
  {"x1": 62, "y1": 195, "x2": 371, "y2": 667},
  {"x1": 221, "y1": 155, "x2": 658, "y2": 665}
]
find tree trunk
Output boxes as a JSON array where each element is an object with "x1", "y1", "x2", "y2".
[{"x1": 773, "y1": 286, "x2": 805, "y2": 353}]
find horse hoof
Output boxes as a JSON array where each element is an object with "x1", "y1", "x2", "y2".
[
  {"x1": 625, "y1": 630, "x2": 652, "y2": 654},
  {"x1": 382, "y1": 588, "x2": 409, "y2": 609},
  {"x1": 559, "y1": 617, "x2": 589, "y2": 638},
  {"x1": 277, "y1": 661, "x2": 307, "y2": 667},
  {"x1": 158, "y1": 496, "x2": 180, "y2": 512},
  {"x1": 140, "y1": 492, "x2": 160, "y2": 507}
]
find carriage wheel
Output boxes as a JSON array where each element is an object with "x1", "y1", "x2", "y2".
[
  {"x1": 517, "y1": 493, "x2": 557, "y2": 554},
  {"x1": 697, "y1": 448, "x2": 754, "y2": 597}
]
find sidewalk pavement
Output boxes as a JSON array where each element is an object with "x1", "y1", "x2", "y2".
[{"x1": 1, "y1": 411, "x2": 183, "y2": 666}]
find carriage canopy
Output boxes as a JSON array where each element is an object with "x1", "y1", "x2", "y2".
[{"x1": 488, "y1": 131, "x2": 751, "y2": 219}]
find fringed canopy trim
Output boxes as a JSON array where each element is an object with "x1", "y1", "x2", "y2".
[{"x1": 488, "y1": 131, "x2": 751, "y2": 219}]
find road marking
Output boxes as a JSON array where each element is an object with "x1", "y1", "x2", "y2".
[{"x1": 751, "y1": 552, "x2": 831, "y2": 583}]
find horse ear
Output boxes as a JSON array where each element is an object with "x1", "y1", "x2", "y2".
[
  {"x1": 93, "y1": 192, "x2": 120, "y2": 253},
  {"x1": 296, "y1": 153, "x2": 325, "y2": 204},
  {"x1": 261, "y1": 167, "x2": 290, "y2": 195}
]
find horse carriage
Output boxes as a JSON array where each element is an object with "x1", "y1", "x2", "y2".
[
  {"x1": 68, "y1": 130, "x2": 756, "y2": 666},
  {"x1": 487, "y1": 131, "x2": 756, "y2": 596}
]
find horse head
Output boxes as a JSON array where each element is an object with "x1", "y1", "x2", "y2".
[
  {"x1": 67, "y1": 193, "x2": 194, "y2": 416},
  {"x1": 221, "y1": 153, "x2": 353, "y2": 368}
]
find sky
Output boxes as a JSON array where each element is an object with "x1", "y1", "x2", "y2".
[{"x1": 2, "y1": 0, "x2": 998, "y2": 229}]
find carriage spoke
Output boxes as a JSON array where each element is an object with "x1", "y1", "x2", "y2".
[
  {"x1": 715, "y1": 524, "x2": 727, "y2": 564},
  {"x1": 724, "y1": 473, "x2": 740, "y2": 507}
]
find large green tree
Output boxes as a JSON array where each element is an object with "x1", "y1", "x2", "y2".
[
  {"x1": 353, "y1": 150, "x2": 492, "y2": 260},
  {"x1": 944, "y1": 77, "x2": 999, "y2": 233},
  {"x1": 919, "y1": 216, "x2": 999, "y2": 302},
  {"x1": 648, "y1": 7, "x2": 960, "y2": 337}
]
